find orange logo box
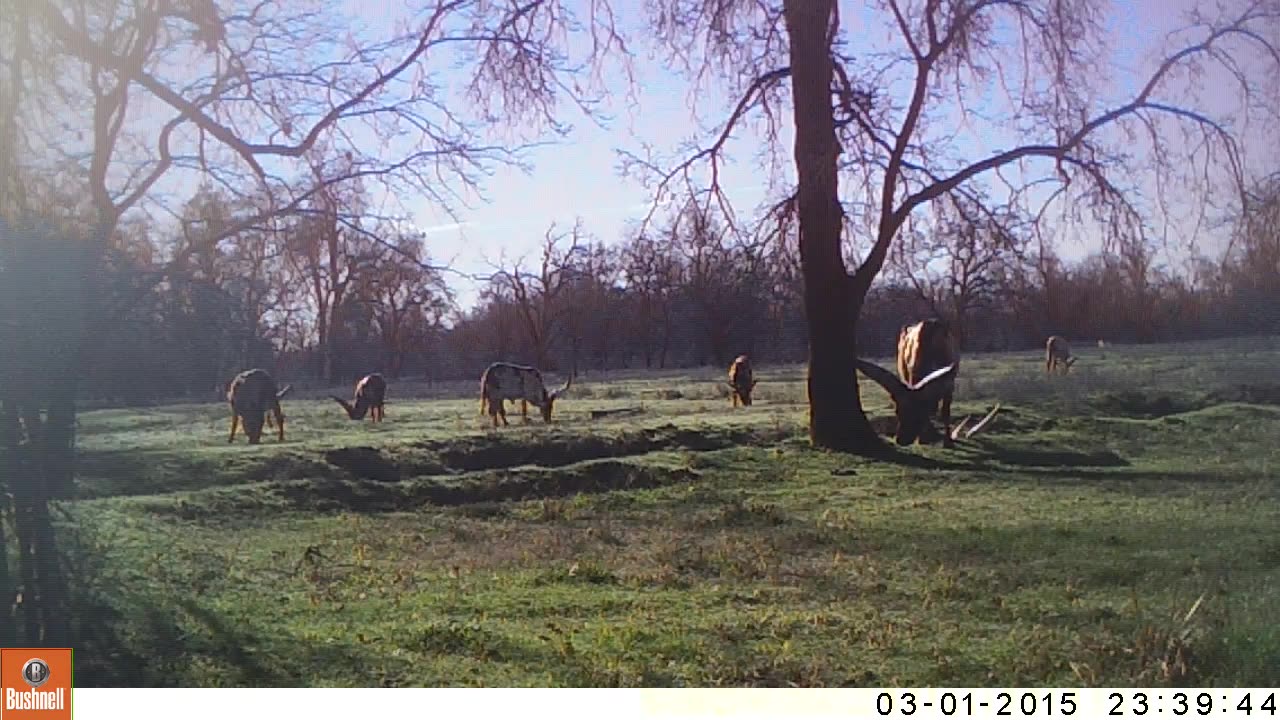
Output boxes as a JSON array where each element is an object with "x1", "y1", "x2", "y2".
[{"x1": 0, "y1": 649, "x2": 73, "y2": 720}]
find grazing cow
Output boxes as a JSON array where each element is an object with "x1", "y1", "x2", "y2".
[
  {"x1": 856, "y1": 319, "x2": 977, "y2": 447},
  {"x1": 227, "y1": 369, "x2": 292, "y2": 444},
  {"x1": 479, "y1": 362, "x2": 572, "y2": 427},
  {"x1": 331, "y1": 373, "x2": 388, "y2": 422},
  {"x1": 727, "y1": 354, "x2": 758, "y2": 407},
  {"x1": 1045, "y1": 335, "x2": 1076, "y2": 375}
]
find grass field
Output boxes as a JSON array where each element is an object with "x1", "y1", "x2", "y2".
[{"x1": 58, "y1": 336, "x2": 1280, "y2": 687}]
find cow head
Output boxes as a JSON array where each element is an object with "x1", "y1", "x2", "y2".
[
  {"x1": 541, "y1": 372, "x2": 573, "y2": 421},
  {"x1": 855, "y1": 359, "x2": 958, "y2": 446},
  {"x1": 242, "y1": 409, "x2": 267, "y2": 444}
]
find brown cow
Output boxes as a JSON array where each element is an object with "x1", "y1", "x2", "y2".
[
  {"x1": 727, "y1": 354, "x2": 758, "y2": 407},
  {"x1": 332, "y1": 373, "x2": 388, "y2": 421},
  {"x1": 1045, "y1": 335, "x2": 1076, "y2": 375},
  {"x1": 227, "y1": 369, "x2": 292, "y2": 444},
  {"x1": 856, "y1": 319, "x2": 997, "y2": 447}
]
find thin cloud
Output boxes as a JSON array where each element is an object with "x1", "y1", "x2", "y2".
[{"x1": 417, "y1": 221, "x2": 474, "y2": 235}]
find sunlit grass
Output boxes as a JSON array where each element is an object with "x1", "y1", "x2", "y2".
[{"x1": 56, "y1": 335, "x2": 1280, "y2": 686}]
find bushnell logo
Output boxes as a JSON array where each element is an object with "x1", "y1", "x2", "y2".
[
  {"x1": 20, "y1": 659, "x2": 50, "y2": 689},
  {"x1": 2, "y1": 647, "x2": 72, "y2": 719}
]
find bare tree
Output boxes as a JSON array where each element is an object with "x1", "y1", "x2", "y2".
[
  {"x1": 364, "y1": 230, "x2": 453, "y2": 378},
  {"x1": 282, "y1": 160, "x2": 381, "y2": 383},
  {"x1": 490, "y1": 220, "x2": 586, "y2": 368},
  {"x1": 559, "y1": 241, "x2": 619, "y2": 371},
  {"x1": 0, "y1": 0, "x2": 630, "y2": 645},
  {"x1": 464, "y1": 287, "x2": 524, "y2": 363},
  {"x1": 620, "y1": 230, "x2": 682, "y2": 368},
  {"x1": 625, "y1": 0, "x2": 1278, "y2": 451},
  {"x1": 890, "y1": 194, "x2": 1027, "y2": 349},
  {"x1": 671, "y1": 201, "x2": 741, "y2": 365},
  {"x1": 1222, "y1": 172, "x2": 1280, "y2": 326}
]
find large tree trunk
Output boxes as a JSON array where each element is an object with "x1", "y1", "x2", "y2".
[{"x1": 784, "y1": 0, "x2": 881, "y2": 452}]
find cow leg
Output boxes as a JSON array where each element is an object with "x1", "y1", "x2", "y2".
[
  {"x1": 228, "y1": 413, "x2": 239, "y2": 444},
  {"x1": 521, "y1": 399, "x2": 529, "y2": 423},
  {"x1": 275, "y1": 406, "x2": 285, "y2": 442},
  {"x1": 940, "y1": 393, "x2": 955, "y2": 448}
]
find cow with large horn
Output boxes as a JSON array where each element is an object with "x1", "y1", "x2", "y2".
[
  {"x1": 331, "y1": 373, "x2": 387, "y2": 422},
  {"x1": 227, "y1": 368, "x2": 292, "y2": 444},
  {"x1": 1045, "y1": 335, "x2": 1076, "y2": 375},
  {"x1": 855, "y1": 319, "x2": 998, "y2": 447},
  {"x1": 479, "y1": 362, "x2": 573, "y2": 427},
  {"x1": 727, "y1": 354, "x2": 758, "y2": 407}
]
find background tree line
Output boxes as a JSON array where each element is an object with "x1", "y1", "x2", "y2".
[{"x1": 68, "y1": 169, "x2": 1279, "y2": 407}]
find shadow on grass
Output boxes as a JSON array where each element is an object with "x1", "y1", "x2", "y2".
[
  {"x1": 69, "y1": 591, "x2": 393, "y2": 687},
  {"x1": 850, "y1": 436, "x2": 1253, "y2": 491},
  {"x1": 955, "y1": 439, "x2": 1130, "y2": 468},
  {"x1": 68, "y1": 586, "x2": 292, "y2": 686},
  {"x1": 858, "y1": 441, "x2": 1126, "y2": 472}
]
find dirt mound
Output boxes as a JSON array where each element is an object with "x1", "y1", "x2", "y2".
[
  {"x1": 419, "y1": 460, "x2": 698, "y2": 506},
  {"x1": 417, "y1": 423, "x2": 796, "y2": 473},
  {"x1": 428, "y1": 433, "x2": 635, "y2": 471},
  {"x1": 1089, "y1": 385, "x2": 1280, "y2": 419},
  {"x1": 1207, "y1": 383, "x2": 1280, "y2": 406},
  {"x1": 147, "y1": 459, "x2": 700, "y2": 518},
  {"x1": 1088, "y1": 390, "x2": 1207, "y2": 419},
  {"x1": 323, "y1": 447, "x2": 400, "y2": 483}
]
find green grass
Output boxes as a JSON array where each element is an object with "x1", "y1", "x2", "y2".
[{"x1": 48, "y1": 335, "x2": 1280, "y2": 686}]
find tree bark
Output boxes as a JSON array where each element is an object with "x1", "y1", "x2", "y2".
[{"x1": 784, "y1": 0, "x2": 882, "y2": 451}]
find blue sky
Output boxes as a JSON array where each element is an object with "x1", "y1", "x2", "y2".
[{"x1": 403, "y1": 34, "x2": 777, "y2": 309}]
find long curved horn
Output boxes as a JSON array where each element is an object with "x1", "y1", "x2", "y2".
[
  {"x1": 330, "y1": 395, "x2": 361, "y2": 419},
  {"x1": 964, "y1": 403, "x2": 1001, "y2": 438},
  {"x1": 276, "y1": 384, "x2": 293, "y2": 399},
  {"x1": 908, "y1": 364, "x2": 958, "y2": 405},
  {"x1": 908, "y1": 364, "x2": 956, "y2": 391},
  {"x1": 549, "y1": 370, "x2": 573, "y2": 400},
  {"x1": 854, "y1": 359, "x2": 908, "y2": 400}
]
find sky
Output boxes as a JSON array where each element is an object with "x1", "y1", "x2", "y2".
[
  {"x1": 400, "y1": 35, "x2": 777, "y2": 311},
  {"x1": 392, "y1": 0, "x2": 1277, "y2": 311},
  {"x1": 64, "y1": 0, "x2": 1278, "y2": 313}
]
